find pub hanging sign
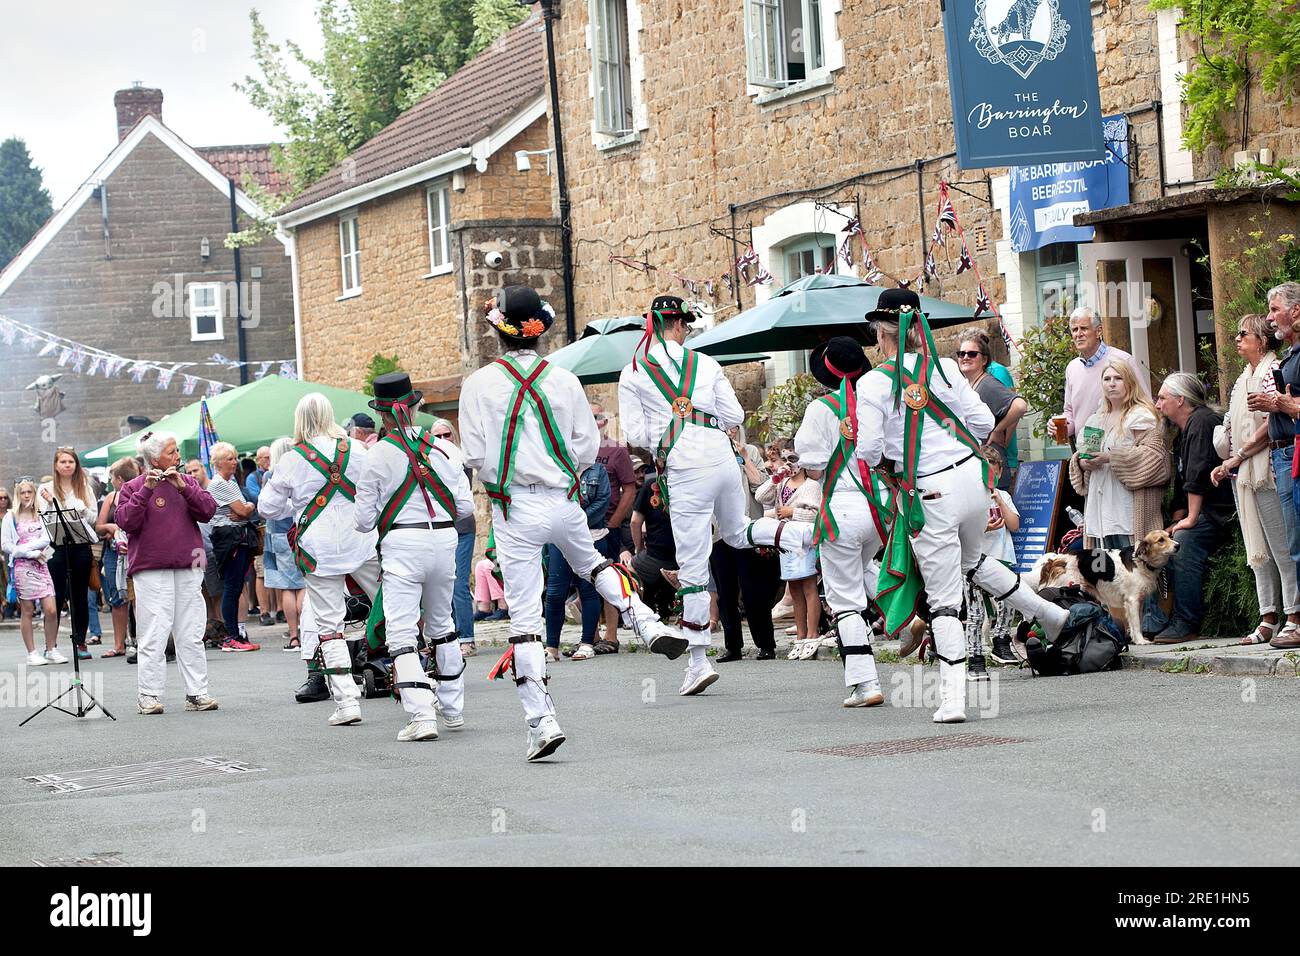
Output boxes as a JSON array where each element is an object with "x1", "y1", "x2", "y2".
[{"x1": 941, "y1": 0, "x2": 1105, "y2": 169}]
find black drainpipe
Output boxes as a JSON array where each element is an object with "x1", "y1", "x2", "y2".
[
  {"x1": 229, "y1": 178, "x2": 248, "y2": 385},
  {"x1": 541, "y1": 0, "x2": 577, "y2": 343}
]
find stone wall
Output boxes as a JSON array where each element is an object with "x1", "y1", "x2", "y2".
[{"x1": 0, "y1": 132, "x2": 294, "y2": 482}]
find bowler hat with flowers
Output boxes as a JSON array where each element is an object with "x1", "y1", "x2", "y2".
[{"x1": 485, "y1": 285, "x2": 556, "y2": 343}]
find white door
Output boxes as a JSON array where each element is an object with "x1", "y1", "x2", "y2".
[{"x1": 1079, "y1": 240, "x2": 1196, "y2": 382}]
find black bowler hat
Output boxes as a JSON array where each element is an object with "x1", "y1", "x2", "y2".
[
  {"x1": 645, "y1": 294, "x2": 697, "y2": 324},
  {"x1": 369, "y1": 371, "x2": 423, "y2": 411},
  {"x1": 810, "y1": 337, "x2": 871, "y2": 390},
  {"x1": 865, "y1": 287, "x2": 928, "y2": 324},
  {"x1": 485, "y1": 284, "x2": 556, "y2": 341}
]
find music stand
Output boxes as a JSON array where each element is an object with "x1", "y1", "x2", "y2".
[{"x1": 20, "y1": 496, "x2": 115, "y2": 725}]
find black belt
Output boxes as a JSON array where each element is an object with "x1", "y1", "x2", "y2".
[
  {"x1": 388, "y1": 520, "x2": 455, "y2": 531},
  {"x1": 1269, "y1": 438, "x2": 1295, "y2": 451},
  {"x1": 913, "y1": 452, "x2": 977, "y2": 480}
]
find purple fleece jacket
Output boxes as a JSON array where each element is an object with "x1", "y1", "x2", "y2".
[{"x1": 115, "y1": 474, "x2": 217, "y2": 575}]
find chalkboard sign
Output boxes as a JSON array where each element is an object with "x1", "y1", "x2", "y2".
[{"x1": 1009, "y1": 460, "x2": 1064, "y2": 574}]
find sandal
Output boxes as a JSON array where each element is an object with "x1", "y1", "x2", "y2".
[
  {"x1": 593, "y1": 639, "x2": 620, "y2": 654},
  {"x1": 283, "y1": 636, "x2": 301, "y2": 651},
  {"x1": 101, "y1": 648, "x2": 125, "y2": 658},
  {"x1": 87, "y1": 636, "x2": 102, "y2": 645},
  {"x1": 796, "y1": 639, "x2": 820, "y2": 660},
  {"x1": 570, "y1": 643, "x2": 595, "y2": 661},
  {"x1": 1240, "y1": 623, "x2": 1275, "y2": 645},
  {"x1": 545, "y1": 646, "x2": 562, "y2": 663}
]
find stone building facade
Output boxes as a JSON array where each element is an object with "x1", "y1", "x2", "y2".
[
  {"x1": 278, "y1": 17, "x2": 562, "y2": 426},
  {"x1": 548, "y1": 0, "x2": 1300, "y2": 449},
  {"x1": 0, "y1": 91, "x2": 292, "y2": 482}
]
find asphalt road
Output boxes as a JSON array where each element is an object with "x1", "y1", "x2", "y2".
[{"x1": 2, "y1": 624, "x2": 1297, "y2": 866}]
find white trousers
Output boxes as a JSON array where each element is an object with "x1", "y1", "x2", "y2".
[
  {"x1": 494, "y1": 488, "x2": 660, "y2": 720},
  {"x1": 305, "y1": 556, "x2": 380, "y2": 710},
  {"x1": 380, "y1": 527, "x2": 464, "y2": 719},
  {"x1": 820, "y1": 490, "x2": 885, "y2": 687},
  {"x1": 665, "y1": 462, "x2": 792, "y2": 639},
  {"x1": 134, "y1": 568, "x2": 208, "y2": 698}
]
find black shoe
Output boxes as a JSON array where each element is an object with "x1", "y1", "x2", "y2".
[
  {"x1": 967, "y1": 653, "x2": 989, "y2": 682},
  {"x1": 990, "y1": 637, "x2": 1018, "y2": 665},
  {"x1": 717, "y1": 649, "x2": 743, "y2": 662},
  {"x1": 259, "y1": 612, "x2": 274, "y2": 626},
  {"x1": 755, "y1": 647, "x2": 776, "y2": 660},
  {"x1": 275, "y1": 610, "x2": 286, "y2": 624},
  {"x1": 295, "y1": 672, "x2": 330, "y2": 703},
  {"x1": 126, "y1": 650, "x2": 138, "y2": 665}
]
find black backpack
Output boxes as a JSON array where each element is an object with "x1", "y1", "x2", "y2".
[{"x1": 1022, "y1": 586, "x2": 1127, "y2": 677}]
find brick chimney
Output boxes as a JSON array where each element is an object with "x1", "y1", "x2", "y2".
[{"x1": 114, "y1": 83, "x2": 163, "y2": 140}]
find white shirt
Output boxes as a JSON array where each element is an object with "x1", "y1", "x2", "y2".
[
  {"x1": 618, "y1": 340, "x2": 743, "y2": 471},
  {"x1": 257, "y1": 434, "x2": 378, "y2": 575},
  {"x1": 1082, "y1": 406, "x2": 1157, "y2": 539},
  {"x1": 460, "y1": 349, "x2": 600, "y2": 492},
  {"x1": 855, "y1": 354, "x2": 994, "y2": 474},
  {"x1": 354, "y1": 428, "x2": 475, "y2": 533},
  {"x1": 794, "y1": 397, "x2": 859, "y2": 497}
]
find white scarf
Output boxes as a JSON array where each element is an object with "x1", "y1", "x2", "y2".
[{"x1": 1228, "y1": 357, "x2": 1276, "y2": 567}]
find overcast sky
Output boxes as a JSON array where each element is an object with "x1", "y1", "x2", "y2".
[{"x1": 0, "y1": 0, "x2": 323, "y2": 207}]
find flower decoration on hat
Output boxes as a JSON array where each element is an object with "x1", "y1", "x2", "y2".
[
  {"x1": 485, "y1": 285, "x2": 556, "y2": 342},
  {"x1": 634, "y1": 294, "x2": 698, "y2": 372}
]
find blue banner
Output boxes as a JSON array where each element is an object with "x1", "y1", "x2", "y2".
[
  {"x1": 941, "y1": 0, "x2": 1105, "y2": 169},
  {"x1": 1007, "y1": 114, "x2": 1131, "y2": 252}
]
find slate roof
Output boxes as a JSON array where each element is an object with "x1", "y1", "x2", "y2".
[{"x1": 277, "y1": 15, "x2": 546, "y2": 217}]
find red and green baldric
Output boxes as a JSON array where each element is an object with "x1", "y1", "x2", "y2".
[
  {"x1": 291, "y1": 438, "x2": 356, "y2": 574},
  {"x1": 639, "y1": 346, "x2": 721, "y2": 510},
  {"x1": 376, "y1": 417, "x2": 457, "y2": 539},
  {"x1": 811, "y1": 383, "x2": 894, "y2": 547},
  {"x1": 483, "y1": 356, "x2": 583, "y2": 520},
  {"x1": 874, "y1": 307, "x2": 991, "y2": 638}
]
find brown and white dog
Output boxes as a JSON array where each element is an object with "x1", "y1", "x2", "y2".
[{"x1": 1027, "y1": 531, "x2": 1180, "y2": 644}]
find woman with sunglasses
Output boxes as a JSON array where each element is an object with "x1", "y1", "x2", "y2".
[
  {"x1": 755, "y1": 448, "x2": 822, "y2": 658},
  {"x1": 1211, "y1": 313, "x2": 1300, "y2": 647},
  {"x1": 955, "y1": 331, "x2": 1026, "y2": 491}
]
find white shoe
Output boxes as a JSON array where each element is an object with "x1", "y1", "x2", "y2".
[
  {"x1": 637, "y1": 618, "x2": 688, "y2": 660},
  {"x1": 44, "y1": 648, "x2": 68, "y2": 664},
  {"x1": 570, "y1": 642, "x2": 595, "y2": 661},
  {"x1": 526, "y1": 715, "x2": 565, "y2": 761},
  {"x1": 771, "y1": 602, "x2": 795, "y2": 622},
  {"x1": 441, "y1": 712, "x2": 465, "y2": 731},
  {"x1": 137, "y1": 695, "x2": 164, "y2": 715},
  {"x1": 328, "y1": 705, "x2": 361, "y2": 726},
  {"x1": 184, "y1": 694, "x2": 219, "y2": 712},
  {"x1": 933, "y1": 662, "x2": 967, "y2": 723},
  {"x1": 679, "y1": 662, "x2": 719, "y2": 696},
  {"x1": 397, "y1": 719, "x2": 439, "y2": 741},
  {"x1": 843, "y1": 680, "x2": 885, "y2": 708},
  {"x1": 26, "y1": 650, "x2": 49, "y2": 666}
]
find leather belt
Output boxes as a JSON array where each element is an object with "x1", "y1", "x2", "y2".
[
  {"x1": 914, "y1": 452, "x2": 976, "y2": 480},
  {"x1": 1269, "y1": 438, "x2": 1295, "y2": 451},
  {"x1": 389, "y1": 520, "x2": 455, "y2": 531}
]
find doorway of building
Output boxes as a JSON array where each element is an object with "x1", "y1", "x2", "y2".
[{"x1": 1079, "y1": 239, "x2": 1197, "y2": 390}]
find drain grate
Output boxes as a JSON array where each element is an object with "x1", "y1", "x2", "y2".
[
  {"x1": 798, "y1": 734, "x2": 1027, "y2": 758},
  {"x1": 33, "y1": 852, "x2": 127, "y2": 867},
  {"x1": 25, "y1": 756, "x2": 265, "y2": 794}
]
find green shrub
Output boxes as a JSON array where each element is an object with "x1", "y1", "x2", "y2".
[
  {"x1": 746, "y1": 372, "x2": 824, "y2": 442},
  {"x1": 1200, "y1": 523, "x2": 1258, "y2": 638},
  {"x1": 362, "y1": 353, "x2": 401, "y2": 396},
  {"x1": 1015, "y1": 314, "x2": 1075, "y2": 438}
]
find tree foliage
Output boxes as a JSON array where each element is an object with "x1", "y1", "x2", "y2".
[
  {"x1": 236, "y1": 0, "x2": 530, "y2": 195},
  {"x1": 0, "y1": 138, "x2": 53, "y2": 271},
  {"x1": 363, "y1": 352, "x2": 402, "y2": 395},
  {"x1": 746, "y1": 373, "x2": 826, "y2": 442},
  {"x1": 1015, "y1": 315, "x2": 1077, "y2": 438},
  {"x1": 1149, "y1": 0, "x2": 1300, "y2": 153}
]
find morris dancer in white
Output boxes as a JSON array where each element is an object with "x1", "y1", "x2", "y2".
[
  {"x1": 795, "y1": 337, "x2": 894, "y2": 708},
  {"x1": 460, "y1": 286, "x2": 682, "y2": 761},
  {"x1": 619, "y1": 295, "x2": 811, "y2": 697},
  {"x1": 258, "y1": 394, "x2": 389, "y2": 734},
  {"x1": 855, "y1": 289, "x2": 1068, "y2": 722},
  {"x1": 354, "y1": 372, "x2": 475, "y2": 740}
]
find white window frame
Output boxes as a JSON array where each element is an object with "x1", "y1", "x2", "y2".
[
  {"x1": 187, "y1": 282, "x2": 224, "y2": 342},
  {"x1": 587, "y1": 0, "x2": 648, "y2": 150},
  {"x1": 744, "y1": 0, "x2": 844, "y2": 104},
  {"x1": 338, "y1": 212, "x2": 362, "y2": 298},
  {"x1": 591, "y1": 0, "x2": 633, "y2": 136},
  {"x1": 426, "y1": 181, "x2": 452, "y2": 275}
]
